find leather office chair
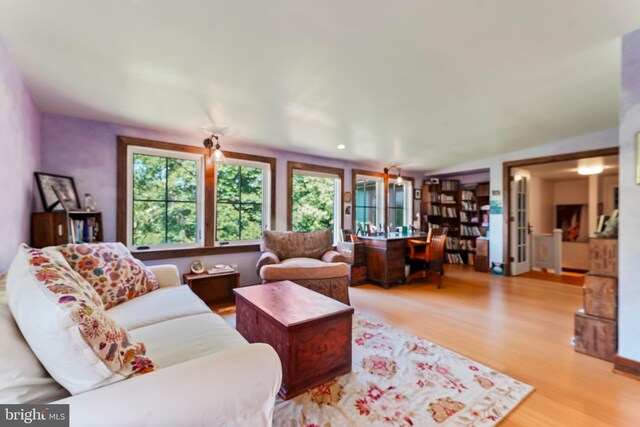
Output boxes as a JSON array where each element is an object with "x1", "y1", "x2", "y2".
[{"x1": 406, "y1": 228, "x2": 448, "y2": 288}]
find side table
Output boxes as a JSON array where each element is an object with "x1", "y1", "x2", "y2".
[{"x1": 183, "y1": 271, "x2": 239, "y2": 306}]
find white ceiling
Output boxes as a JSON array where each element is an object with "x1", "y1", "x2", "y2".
[
  {"x1": 525, "y1": 155, "x2": 619, "y2": 180},
  {"x1": 1, "y1": 1, "x2": 639, "y2": 170}
]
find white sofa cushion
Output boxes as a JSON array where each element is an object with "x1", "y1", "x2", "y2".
[
  {"x1": 7, "y1": 245, "x2": 157, "y2": 395},
  {"x1": 129, "y1": 313, "x2": 248, "y2": 368},
  {"x1": 108, "y1": 286, "x2": 211, "y2": 331},
  {"x1": 0, "y1": 275, "x2": 68, "y2": 403}
]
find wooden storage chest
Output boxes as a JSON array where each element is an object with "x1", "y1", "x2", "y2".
[
  {"x1": 583, "y1": 274, "x2": 617, "y2": 321},
  {"x1": 234, "y1": 281, "x2": 354, "y2": 400},
  {"x1": 574, "y1": 308, "x2": 617, "y2": 361},
  {"x1": 589, "y1": 238, "x2": 618, "y2": 278}
]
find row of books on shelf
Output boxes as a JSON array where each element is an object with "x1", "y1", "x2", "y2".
[
  {"x1": 441, "y1": 180, "x2": 459, "y2": 191},
  {"x1": 460, "y1": 190, "x2": 475, "y2": 201},
  {"x1": 445, "y1": 237, "x2": 475, "y2": 251},
  {"x1": 461, "y1": 201, "x2": 477, "y2": 211},
  {"x1": 426, "y1": 192, "x2": 440, "y2": 202},
  {"x1": 460, "y1": 212, "x2": 490, "y2": 224},
  {"x1": 461, "y1": 225, "x2": 482, "y2": 237},
  {"x1": 425, "y1": 205, "x2": 457, "y2": 217},
  {"x1": 69, "y1": 217, "x2": 99, "y2": 244},
  {"x1": 445, "y1": 253, "x2": 465, "y2": 264},
  {"x1": 440, "y1": 194, "x2": 456, "y2": 204}
]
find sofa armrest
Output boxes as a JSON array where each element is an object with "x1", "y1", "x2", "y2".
[
  {"x1": 322, "y1": 250, "x2": 347, "y2": 263},
  {"x1": 256, "y1": 252, "x2": 280, "y2": 277},
  {"x1": 56, "y1": 343, "x2": 282, "y2": 427},
  {"x1": 147, "y1": 264, "x2": 181, "y2": 288}
]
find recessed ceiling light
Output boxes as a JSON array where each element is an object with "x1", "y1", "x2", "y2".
[{"x1": 337, "y1": 144, "x2": 346, "y2": 150}]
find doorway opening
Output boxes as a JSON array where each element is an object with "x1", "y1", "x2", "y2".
[{"x1": 503, "y1": 147, "x2": 619, "y2": 281}]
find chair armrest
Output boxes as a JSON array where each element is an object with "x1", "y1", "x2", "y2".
[
  {"x1": 147, "y1": 264, "x2": 181, "y2": 288},
  {"x1": 256, "y1": 252, "x2": 280, "y2": 277},
  {"x1": 322, "y1": 250, "x2": 347, "y2": 263},
  {"x1": 56, "y1": 343, "x2": 282, "y2": 427}
]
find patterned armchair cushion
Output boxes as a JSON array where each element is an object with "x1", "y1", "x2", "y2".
[
  {"x1": 7, "y1": 245, "x2": 156, "y2": 395},
  {"x1": 261, "y1": 229, "x2": 333, "y2": 260},
  {"x1": 60, "y1": 242, "x2": 159, "y2": 309}
]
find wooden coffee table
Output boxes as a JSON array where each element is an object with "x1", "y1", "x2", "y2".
[{"x1": 234, "y1": 281, "x2": 354, "y2": 400}]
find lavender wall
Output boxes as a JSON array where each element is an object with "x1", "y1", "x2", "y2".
[
  {"x1": 41, "y1": 113, "x2": 422, "y2": 284},
  {"x1": 618, "y1": 29, "x2": 640, "y2": 363},
  {"x1": 0, "y1": 38, "x2": 41, "y2": 271}
]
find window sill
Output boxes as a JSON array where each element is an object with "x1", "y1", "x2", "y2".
[{"x1": 132, "y1": 244, "x2": 260, "y2": 261}]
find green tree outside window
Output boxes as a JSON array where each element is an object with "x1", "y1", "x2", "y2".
[
  {"x1": 291, "y1": 174, "x2": 336, "y2": 234},
  {"x1": 216, "y1": 163, "x2": 264, "y2": 242},
  {"x1": 132, "y1": 154, "x2": 198, "y2": 246}
]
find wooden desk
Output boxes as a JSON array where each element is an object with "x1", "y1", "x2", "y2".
[{"x1": 358, "y1": 233, "x2": 428, "y2": 288}]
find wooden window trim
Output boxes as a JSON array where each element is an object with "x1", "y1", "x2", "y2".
[
  {"x1": 117, "y1": 135, "x2": 276, "y2": 260},
  {"x1": 287, "y1": 161, "x2": 345, "y2": 231}
]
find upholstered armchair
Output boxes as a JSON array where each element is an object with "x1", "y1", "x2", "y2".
[{"x1": 257, "y1": 229, "x2": 350, "y2": 304}]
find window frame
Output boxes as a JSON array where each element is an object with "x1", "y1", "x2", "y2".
[
  {"x1": 351, "y1": 169, "x2": 414, "y2": 232},
  {"x1": 214, "y1": 156, "x2": 273, "y2": 246},
  {"x1": 127, "y1": 145, "x2": 205, "y2": 251},
  {"x1": 352, "y1": 169, "x2": 387, "y2": 230},
  {"x1": 286, "y1": 161, "x2": 344, "y2": 242},
  {"x1": 117, "y1": 136, "x2": 276, "y2": 260}
]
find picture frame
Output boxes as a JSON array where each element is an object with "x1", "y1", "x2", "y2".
[
  {"x1": 341, "y1": 229, "x2": 354, "y2": 242},
  {"x1": 414, "y1": 188, "x2": 422, "y2": 200},
  {"x1": 344, "y1": 191, "x2": 352, "y2": 203},
  {"x1": 34, "y1": 172, "x2": 81, "y2": 212}
]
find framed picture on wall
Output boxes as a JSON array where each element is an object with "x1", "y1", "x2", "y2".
[
  {"x1": 34, "y1": 172, "x2": 81, "y2": 212},
  {"x1": 414, "y1": 189, "x2": 422, "y2": 200}
]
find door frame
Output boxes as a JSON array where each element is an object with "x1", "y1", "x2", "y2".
[{"x1": 502, "y1": 146, "x2": 619, "y2": 276}]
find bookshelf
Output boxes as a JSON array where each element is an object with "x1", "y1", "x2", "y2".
[
  {"x1": 32, "y1": 211, "x2": 103, "y2": 248},
  {"x1": 421, "y1": 179, "x2": 490, "y2": 266}
]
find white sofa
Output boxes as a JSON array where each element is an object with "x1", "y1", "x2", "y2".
[{"x1": 1, "y1": 263, "x2": 282, "y2": 427}]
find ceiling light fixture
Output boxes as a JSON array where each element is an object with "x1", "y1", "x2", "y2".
[
  {"x1": 337, "y1": 144, "x2": 346, "y2": 150},
  {"x1": 577, "y1": 157, "x2": 604, "y2": 175},
  {"x1": 202, "y1": 124, "x2": 230, "y2": 162},
  {"x1": 203, "y1": 134, "x2": 225, "y2": 162},
  {"x1": 384, "y1": 165, "x2": 404, "y2": 184}
]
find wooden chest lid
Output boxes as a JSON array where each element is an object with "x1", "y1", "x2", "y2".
[{"x1": 233, "y1": 281, "x2": 354, "y2": 328}]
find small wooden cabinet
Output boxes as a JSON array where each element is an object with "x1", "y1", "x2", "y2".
[
  {"x1": 32, "y1": 211, "x2": 103, "y2": 248},
  {"x1": 183, "y1": 271, "x2": 239, "y2": 306}
]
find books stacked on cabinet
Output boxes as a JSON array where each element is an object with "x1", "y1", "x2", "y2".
[{"x1": 69, "y1": 215, "x2": 100, "y2": 243}]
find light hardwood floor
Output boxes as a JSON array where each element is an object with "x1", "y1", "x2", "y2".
[{"x1": 349, "y1": 265, "x2": 639, "y2": 427}]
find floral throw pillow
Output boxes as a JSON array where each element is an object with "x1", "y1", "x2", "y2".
[
  {"x1": 60, "y1": 243, "x2": 159, "y2": 309},
  {"x1": 20, "y1": 245, "x2": 156, "y2": 387}
]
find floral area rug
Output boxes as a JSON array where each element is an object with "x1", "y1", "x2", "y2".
[{"x1": 273, "y1": 314, "x2": 533, "y2": 426}]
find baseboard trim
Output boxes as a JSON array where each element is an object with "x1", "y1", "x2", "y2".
[{"x1": 613, "y1": 355, "x2": 640, "y2": 380}]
